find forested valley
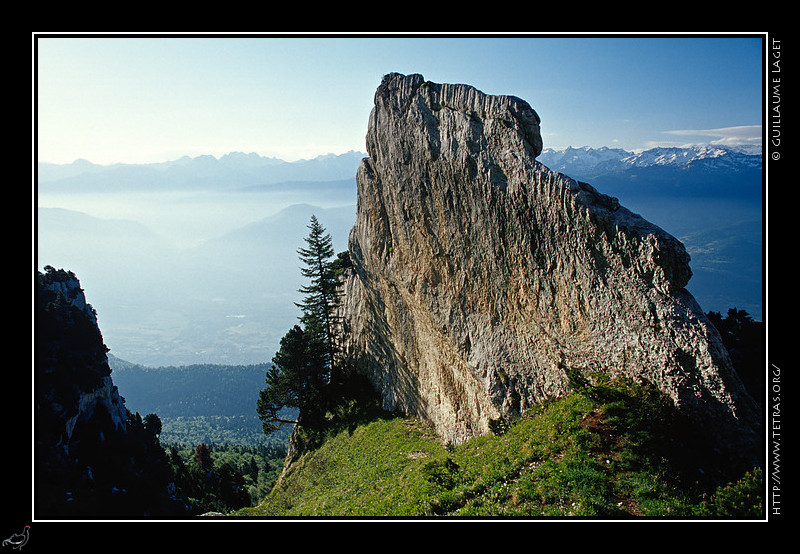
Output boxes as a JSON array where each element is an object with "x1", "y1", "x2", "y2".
[{"x1": 108, "y1": 356, "x2": 295, "y2": 513}]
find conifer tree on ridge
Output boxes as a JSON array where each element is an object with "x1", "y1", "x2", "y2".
[{"x1": 295, "y1": 214, "x2": 339, "y2": 378}]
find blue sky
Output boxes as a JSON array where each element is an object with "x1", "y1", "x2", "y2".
[{"x1": 35, "y1": 34, "x2": 765, "y2": 165}]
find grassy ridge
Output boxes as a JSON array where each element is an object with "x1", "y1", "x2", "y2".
[
  {"x1": 234, "y1": 373, "x2": 763, "y2": 518},
  {"x1": 242, "y1": 417, "x2": 448, "y2": 516}
]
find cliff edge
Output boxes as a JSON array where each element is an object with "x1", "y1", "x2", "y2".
[
  {"x1": 339, "y1": 73, "x2": 761, "y2": 464},
  {"x1": 35, "y1": 267, "x2": 180, "y2": 517}
]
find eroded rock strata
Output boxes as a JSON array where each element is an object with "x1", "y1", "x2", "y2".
[{"x1": 339, "y1": 73, "x2": 760, "y2": 461}]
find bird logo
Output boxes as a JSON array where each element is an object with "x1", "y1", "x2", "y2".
[{"x1": 2, "y1": 526, "x2": 29, "y2": 550}]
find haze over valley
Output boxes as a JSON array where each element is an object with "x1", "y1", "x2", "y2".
[
  {"x1": 36, "y1": 146, "x2": 762, "y2": 368},
  {"x1": 37, "y1": 152, "x2": 361, "y2": 366}
]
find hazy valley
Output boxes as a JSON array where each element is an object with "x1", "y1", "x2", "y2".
[{"x1": 37, "y1": 153, "x2": 361, "y2": 366}]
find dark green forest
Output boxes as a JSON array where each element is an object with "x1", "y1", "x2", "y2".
[
  {"x1": 109, "y1": 356, "x2": 296, "y2": 446},
  {"x1": 109, "y1": 356, "x2": 269, "y2": 418},
  {"x1": 107, "y1": 357, "x2": 295, "y2": 512},
  {"x1": 165, "y1": 441, "x2": 286, "y2": 513}
]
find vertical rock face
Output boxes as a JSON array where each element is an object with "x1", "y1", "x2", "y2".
[{"x1": 339, "y1": 73, "x2": 760, "y2": 458}]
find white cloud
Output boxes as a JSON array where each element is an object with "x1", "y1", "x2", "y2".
[{"x1": 660, "y1": 125, "x2": 762, "y2": 150}]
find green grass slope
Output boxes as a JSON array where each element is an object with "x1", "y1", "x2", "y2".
[{"x1": 234, "y1": 373, "x2": 763, "y2": 518}]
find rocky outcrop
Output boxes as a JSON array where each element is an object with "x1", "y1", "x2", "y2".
[
  {"x1": 37, "y1": 267, "x2": 128, "y2": 453},
  {"x1": 339, "y1": 73, "x2": 761, "y2": 462},
  {"x1": 36, "y1": 267, "x2": 181, "y2": 517}
]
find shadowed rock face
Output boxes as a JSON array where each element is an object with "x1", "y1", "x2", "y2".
[{"x1": 339, "y1": 73, "x2": 760, "y2": 461}]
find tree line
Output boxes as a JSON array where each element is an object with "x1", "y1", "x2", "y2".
[
  {"x1": 111, "y1": 360, "x2": 270, "y2": 418},
  {"x1": 706, "y1": 307, "x2": 764, "y2": 406}
]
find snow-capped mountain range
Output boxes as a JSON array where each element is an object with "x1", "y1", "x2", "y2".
[{"x1": 538, "y1": 145, "x2": 762, "y2": 179}]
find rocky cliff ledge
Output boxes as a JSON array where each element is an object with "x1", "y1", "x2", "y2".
[
  {"x1": 339, "y1": 73, "x2": 760, "y2": 462},
  {"x1": 36, "y1": 267, "x2": 128, "y2": 453}
]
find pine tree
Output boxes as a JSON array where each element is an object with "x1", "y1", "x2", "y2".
[
  {"x1": 194, "y1": 443, "x2": 213, "y2": 472},
  {"x1": 295, "y1": 215, "x2": 339, "y2": 373},
  {"x1": 143, "y1": 413, "x2": 162, "y2": 442},
  {"x1": 257, "y1": 216, "x2": 342, "y2": 436},
  {"x1": 257, "y1": 325, "x2": 317, "y2": 433}
]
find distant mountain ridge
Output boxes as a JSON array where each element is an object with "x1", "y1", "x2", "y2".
[
  {"x1": 538, "y1": 144, "x2": 761, "y2": 177},
  {"x1": 38, "y1": 146, "x2": 759, "y2": 196},
  {"x1": 37, "y1": 150, "x2": 366, "y2": 192},
  {"x1": 538, "y1": 145, "x2": 762, "y2": 201}
]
